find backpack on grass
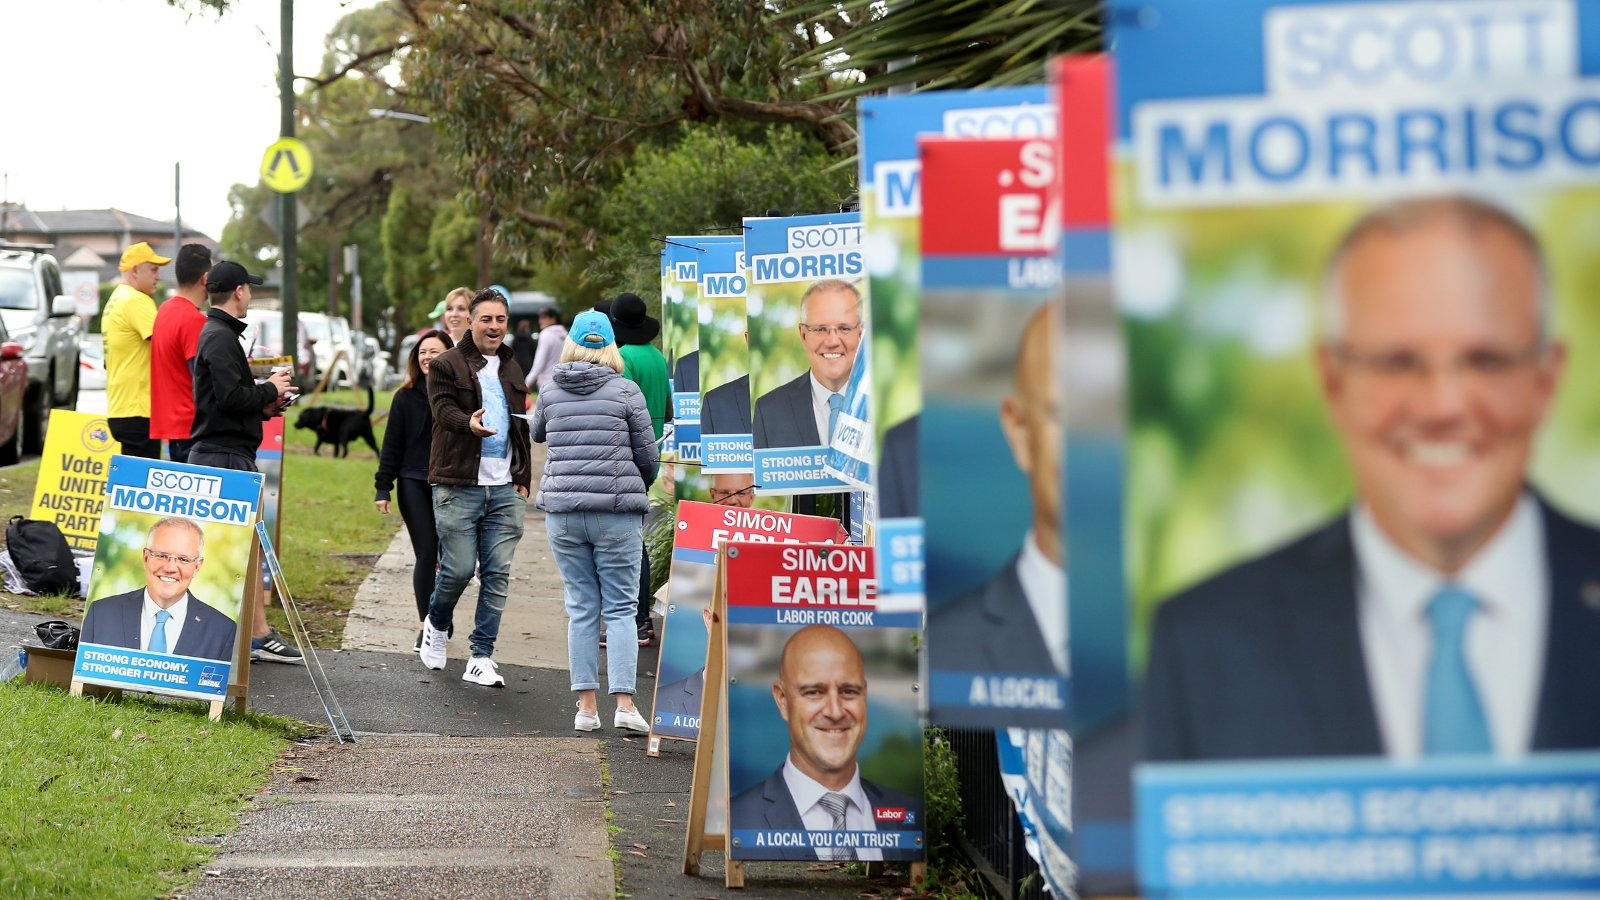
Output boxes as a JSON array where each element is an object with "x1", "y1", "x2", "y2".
[{"x1": 5, "y1": 516, "x2": 79, "y2": 596}]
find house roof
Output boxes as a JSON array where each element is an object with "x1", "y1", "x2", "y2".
[
  {"x1": 0, "y1": 203, "x2": 211, "y2": 241},
  {"x1": 58, "y1": 245, "x2": 108, "y2": 269}
]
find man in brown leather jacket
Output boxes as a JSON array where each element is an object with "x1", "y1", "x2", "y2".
[{"x1": 418, "y1": 289, "x2": 532, "y2": 688}]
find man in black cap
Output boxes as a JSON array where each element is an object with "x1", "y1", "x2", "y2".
[
  {"x1": 189, "y1": 260, "x2": 302, "y2": 664},
  {"x1": 605, "y1": 292, "x2": 669, "y2": 647}
]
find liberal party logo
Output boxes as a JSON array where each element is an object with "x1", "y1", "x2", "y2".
[
  {"x1": 81, "y1": 419, "x2": 115, "y2": 453},
  {"x1": 197, "y1": 666, "x2": 225, "y2": 689}
]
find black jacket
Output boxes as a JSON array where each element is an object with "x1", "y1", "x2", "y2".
[
  {"x1": 374, "y1": 385, "x2": 432, "y2": 500},
  {"x1": 427, "y1": 335, "x2": 531, "y2": 489},
  {"x1": 190, "y1": 307, "x2": 278, "y2": 455}
]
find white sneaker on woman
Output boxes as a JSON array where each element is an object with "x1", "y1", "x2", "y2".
[
  {"x1": 614, "y1": 706, "x2": 649, "y2": 733},
  {"x1": 575, "y1": 702, "x2": 601, "y2": 732}
]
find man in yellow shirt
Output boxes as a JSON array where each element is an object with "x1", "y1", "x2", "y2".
[{"x1": 103, "y1": 242, "x2": 169, "y2": 458}]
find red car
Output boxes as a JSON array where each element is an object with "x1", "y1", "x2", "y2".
[{"x1": 0, "y1": 325, "x2": 28, "y2": 465}]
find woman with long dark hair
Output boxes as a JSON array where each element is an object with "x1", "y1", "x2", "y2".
[{"x1": 375, "y1": 328, "x2": 454, "y2": 648}]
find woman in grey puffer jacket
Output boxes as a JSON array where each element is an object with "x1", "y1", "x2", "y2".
[{"x1": 532, "y1": 310, "x2": 660, "y2": 734}]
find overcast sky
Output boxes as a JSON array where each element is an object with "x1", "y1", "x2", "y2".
[{"x1": 1, "y1": 0, "x2": 378, "y2": 241}]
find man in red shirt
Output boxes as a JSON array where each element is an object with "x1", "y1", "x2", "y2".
[{"x1": 151, "y1": 244, "x2": 212, "y2": 463}]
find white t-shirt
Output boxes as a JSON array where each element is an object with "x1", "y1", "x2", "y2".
[{"x1": 475, "y1": 355, "x2": 513, "y2": 486}]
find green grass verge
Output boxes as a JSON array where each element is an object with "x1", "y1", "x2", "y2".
[
  {"x1": 0, "y1": 389, "x2": 405, "y2": 648},
  {"x1": 0, "y1": 680, "x2": 313, "y2": 897},
  {"x1": 275, "y1": 386, "x2": 403, "y2": 646}
]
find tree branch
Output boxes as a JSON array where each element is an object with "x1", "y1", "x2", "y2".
[
  {"x1": 510, "y1": 208, "x2": 569, "y2": 231},
  {"x1": 300, "y1": 39, "x2": 414, "y2": 89},
  {"x1": 675, "y1": 27, "x2": 855, "y2": 152}
]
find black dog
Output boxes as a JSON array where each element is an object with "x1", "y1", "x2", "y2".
[{"x1": 294, "y1": 386, "x2": 378, "y2": 457}]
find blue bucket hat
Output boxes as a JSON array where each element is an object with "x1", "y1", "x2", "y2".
[{"x1": 570, "y1": 310, "x2": 615, "y2": 348}]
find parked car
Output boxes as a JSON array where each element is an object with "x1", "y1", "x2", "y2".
[
  {"x1": 79, "y1": 334, "x2": 105, "y2": 391},
  {"x1": 241, "y1": 310, "x2": 313, "y2": 383},
  {"x1": 0, "y1": 242, "x2": 82, "y2": 454},
  {"x1": 356, "y1": 333, "x2": 392, "y2": 389},
  {"x1": 0, "y1": 319, "x2": 30, "y2": 465},
  {"x1": 300, "y1": 312, "x2": 355, "y2": 389}
]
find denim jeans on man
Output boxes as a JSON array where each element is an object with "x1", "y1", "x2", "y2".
[
  {"x1": 428, "y1": 483, "x2": 526, "y2": 658},
  {"x1": 546, "y1": 510, "x2": 644, "y2": 694}
]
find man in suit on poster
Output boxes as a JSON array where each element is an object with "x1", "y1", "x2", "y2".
[
  {"x1": 1144, "y1": 195, "x2": 1600, "y2": 762},
  {"x1": 730, "y1": 624, "x2": 922, "y2": 861},
  {"x1": 654, "y1": 606, "x2": 714, "y2": 726},
  {"x1": 928, "y1": 304, "x2": 1065, "y2": 688},
  {"x1": 753, "y1": 280, "x2": 863, "y2": 450},
  {"x1": 81, "y1": 516, "x2": 237, "y2": 662},
  {"x1": 700, "y1": 373, "x2": 751, "y2": 436},
  {"x1": 654, "y1": 478, "x2": 758, "y2": 729},
  {"x1": 876, "y1": 414, "x2": 920, "y2": 520}
]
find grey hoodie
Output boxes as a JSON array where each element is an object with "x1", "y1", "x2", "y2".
[{"x1": 531, "y1": 361, "x2": 659, "y2": 514}]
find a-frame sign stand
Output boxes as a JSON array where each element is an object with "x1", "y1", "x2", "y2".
[
  {"x1": 70, "y1": 499, "x2": 267, "y2": 723},
  {"x1": 679, "y1": 545, "x2": 925, "y2": 890},
  {"x1": 221, "y1": 527, "x2": 265, "y2": 720},
  {"x1": 681, "y1": 545, "x2": 732, "y2": 880}
]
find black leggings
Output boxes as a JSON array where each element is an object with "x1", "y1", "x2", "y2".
[
  {"x1": 396, "y1": 477, "x2": 439, "y2": 622},
  {"x1": 635, "y1": 541, "x2": 652, "y2": 627}
]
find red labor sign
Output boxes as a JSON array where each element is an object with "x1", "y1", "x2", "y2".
[{"x1": 920, "y1": 137, "x2": 1059, "y2": 258}]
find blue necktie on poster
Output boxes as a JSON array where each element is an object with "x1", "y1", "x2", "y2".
[
  {"x1": 148, "y1": 609, "x2": 171, "y2": 653},
  {"x1": 827, "y1": 392, "x2": 844, "y2": 440},
  {"x1": 1423, "y1": 586, "x2": 1491, "y2": 755}
]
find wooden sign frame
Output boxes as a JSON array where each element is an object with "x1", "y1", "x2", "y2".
[
  {"x1": 648, "y1": 502, "x2": 848, "y2": 757},
  {"x1": 681, "y1": 544, "x2": 730, "y2": 876},
  {"x1": 682, "y1": 544, "x2": 925, "y2": 890},
  {"x1": 69, "y1": 495, "x2": 266, "y2": 722},
  {"x1": 645, "y1": 581, "x2": 690, "y2": 757}
]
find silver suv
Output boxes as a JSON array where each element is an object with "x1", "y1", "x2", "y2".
[
  {"x1": 0, "y1": 242, "x2": 81, "y2": 453},
  {"x1": 300, "y1": 312, "x2": 356, "y2": 388}
]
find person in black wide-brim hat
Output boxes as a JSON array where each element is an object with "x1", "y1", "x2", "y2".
[{"x1": 609, "y1": 292, "x2": 663, "y2": 346}]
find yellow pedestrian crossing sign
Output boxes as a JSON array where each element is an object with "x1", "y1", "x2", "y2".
[{"x1": 260, "y1": 138, "x2": 314, "y2": 193}]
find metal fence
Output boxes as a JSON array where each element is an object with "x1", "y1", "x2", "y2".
[{"x1": 948, "y1": 727, "x2": 1044, "y2": 899}]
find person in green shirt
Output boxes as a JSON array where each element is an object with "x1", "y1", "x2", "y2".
[
  {"x1": 608, "y1": 294, "x2": 670, "y2": 440},
  {"x1": 598, "y1": 293, "x2": 669, "y2": 646}
]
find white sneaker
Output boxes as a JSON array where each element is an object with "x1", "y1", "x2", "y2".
[
  {"x1": 614, "y1": 706, "x2": 649, "y2": 733},
  {"x1": 463, "y1": 656, "x2": 505, "y2": 687},
  {"x1": 419, "y1": 619, "x2": 448, "y2": 670},
  {"x1": 574, "y1": 704, "x2": 601, "y2": 732}
]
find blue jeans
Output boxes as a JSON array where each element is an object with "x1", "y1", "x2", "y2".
[
  {"x1": 546, "y1": 510, "x2": 643, "y2": 694},
  {"x1": 428, "y1": 483, "x2": 527, "y2": 658}
]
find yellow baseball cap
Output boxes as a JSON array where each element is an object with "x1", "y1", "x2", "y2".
[{"x1": 119, "y1": 242, "x2": 172, "y2": 271}]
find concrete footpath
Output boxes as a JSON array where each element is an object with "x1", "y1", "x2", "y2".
[
  {"x1": 177, "y1": 445, "x2": 893, "y2": 898},
  {"x1": 1, "y1": 561, "x2": 899, "y2": 899},
  {"x1": 0, "y1": 442, "x2": 911, "y2": 897}
]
